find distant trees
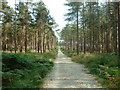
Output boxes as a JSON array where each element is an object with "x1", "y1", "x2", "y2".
[
  {"x1": 64, "y1": 2, "x2": 82, "y2": 54},
  {"x1": 1, "y1": 1, "x2": 57, "y2": 53},
  {"x1": 2, "y1": 2, "x2": 14, "y2": 52},
  {"x1": 61, "y1": 1, "x2": 120, "y2": 57}
]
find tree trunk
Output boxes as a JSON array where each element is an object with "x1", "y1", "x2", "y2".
[
  {"x1": 43, "y1": 30, "x2": 45, "y2": 53},
  {"x1": 25, "y1": 26, "x2": 27, "y2": 53},
  {"x1": 97, "y1": 1, "x2": 100, "y2": 53},
  {"x1": 83, "y1": 3, "x2": 86, "y2": 54},
  {"x1": 20, "y1": 25, "x2": 24, "y2": 52},
  {"x1": 118, "y1": 2, "x2": 120, "y2": 57},
  {"x1": 38, "y1": 30, "x2": 40, "y2": 53},
  {"x1": 113, "y1": 2, "x2": 118, "y2": 54},
  {"x1": 76, "y1": 5, "x2": 79, "y2": 55},
  {"x1": 2, "y1": 22, "x2": 6, "y2": 51},
  {"x1": 89, "y1": 2, "x2": 92, "y2": 53}
]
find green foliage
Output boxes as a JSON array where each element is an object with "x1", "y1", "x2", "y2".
[
  {"x1": 61, "y1": 49, "x2": 77, "y2": 57},
  {"x1": 78, "y1": 54, "x2": 119, "y2": 88},
  {"x1": 2, "y1": 51, "x2": 56, "y2": 88},
  {"x1": 2, "y1": 53, "x2": 33, "y2": 71}
]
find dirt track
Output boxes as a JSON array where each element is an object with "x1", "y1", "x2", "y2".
[{"x1": 43, "y1": 50, "x2": 102, "y2": 88}]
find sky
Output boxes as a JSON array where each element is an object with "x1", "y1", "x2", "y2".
[{"x1": 42, "y1": 0, "x2": 68, "y2": 30}]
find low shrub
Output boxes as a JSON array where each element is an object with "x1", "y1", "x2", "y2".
[{"x1": 2, "y1": 51, "x2": 56, "y2": 88}]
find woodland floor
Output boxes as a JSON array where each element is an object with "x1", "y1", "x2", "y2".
[{"x1": 43, "y1": 49, "x2": 102, "y2": 88}]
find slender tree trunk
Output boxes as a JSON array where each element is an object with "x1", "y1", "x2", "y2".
[
  {"x1": 35, "y1": 31, "x2": 37, "y2": 50},
  {"x1": 2, "y1": 22, "x2": 6, "y2": 51},
  {"x1": 92, "y1": 5, "x2": 94, "y2": 53},
  {"x1": 14, "y1": 16, "x2": 17, "y2": 53},
  {"x1": 40, "y1": 32, "x2": 43, "y2": 53},
  {"x1": 118, "y1": 2, "x2": 120, "y2": 57},
  {"x1": 106, "y1": 2, "x2": 110, "y2": 53},
  {"x1": 25, "y1": 2, "x2": 29, "y2": 53},
  {"x1": 76, "y1": 5, "x2": 79, "y2": 55},
  {"x1": 43, "y1": 30, "x2": 45, "y2": 53},
  {"x1": 20, "y1": 25, "x2": 24, "y2": 52},
  {"x1": 89, "y1": 2, "x2": 92, "y2": 53},
  {"x1": 25, "y1": 26, "x2": 28, "y2": 53},
  {"x1": 113, "y1": 2, "x2": 118, "y2": 54},
  {"x1": 14, "y1": 27, "x2": 17, "y2": 53},
  {"x1": 97, "y1": 0, "x2": 100, "y2": 53},
  {"x1": 83, "y1": 3, "x2": 86, "y2": 54},
  {"x1": 47, "y1": 38, "x2": 49, "y2": 50},
  {"x1": 9, "y1": 29, "x2": 13, "y2": 53},
  {"x1": 38, "y1": 30, "x2": 40, "y2": 53}
]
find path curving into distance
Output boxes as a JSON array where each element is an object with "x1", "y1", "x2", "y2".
[{"x1": 43, "y1": 49, "x2": 102, "y2": 88}]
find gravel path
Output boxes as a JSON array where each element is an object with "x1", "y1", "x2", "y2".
[{"x1": 43, "y1": 50, "x2": 102, "y2": 88}]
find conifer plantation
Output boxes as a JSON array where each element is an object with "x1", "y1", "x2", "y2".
[
  {"x1": 1, "y1": 1, "x2": 57, "y2": 53},
  {"x1": 1, "y1": 0, "x2": 58, "y2": 88},
  {"x1": 61, "y1": 1, "x2": 120, "y2": 56}
]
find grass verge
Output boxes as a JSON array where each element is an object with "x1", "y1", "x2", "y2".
[{"x1": 62, "y1": 50, "x2": 120, "y2": 88}]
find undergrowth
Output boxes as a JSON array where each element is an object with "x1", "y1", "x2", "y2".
[{"x1": 2, "y1": 49, "x2": 57, "y2": 88}]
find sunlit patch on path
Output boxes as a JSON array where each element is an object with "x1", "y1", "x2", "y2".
[{"x1": 43, "y1": 50, "x2": 102, "y2": 88}]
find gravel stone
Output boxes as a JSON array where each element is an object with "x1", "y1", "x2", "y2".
[{"x1": 43, "y1": 50, "x2": 102, "y2": 88}]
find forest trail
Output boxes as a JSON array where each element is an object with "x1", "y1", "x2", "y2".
[{"x1": 43, "y1": 49, "x2": 102, "y2": 88}]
